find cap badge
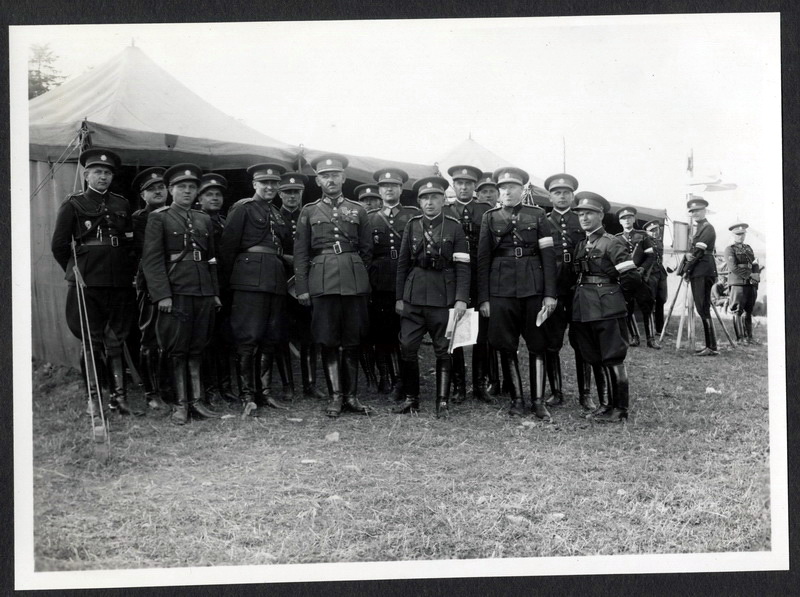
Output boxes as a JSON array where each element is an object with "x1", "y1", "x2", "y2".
[
  {"x1": 100, "y1": 155, "x2": 107, "y2": 161},
  {"x1": 290, "y1": 178, "x2": 296, "y2": 184},
  {"x1": 211, "y1": 179, "x2": 217, "y2": 185},
  {"x1": 461, "y1": 169, "x2": 467, "y2": 175},
  {"x1": 184, "y1": 170, "x2": 191, "y2": 176},
  {"x1": 326, "y1": 159, "x2": 332, "y2": 165},
  {"x1": 385, "y1": 172, "x2": 391, "y2": 179},
  {"x1": 427, "y1": 182, "x2": 433, "y2": 188},
  {"x1": 267, "y1": 169, "x2": 273, "y2": 174},
  {"x1": 367, "y1": 187, "x2": 372, "y2": 193},
  {"x1": 150, "y1": 173, "x2": 157, "y2": 179}
]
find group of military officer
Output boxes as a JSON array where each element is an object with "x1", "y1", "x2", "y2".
[{"x1": 51, "y1": 147, "x2": 760, "y2": 427}]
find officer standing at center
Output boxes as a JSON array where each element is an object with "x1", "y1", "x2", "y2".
[
  {"x1": 446, "y1": 164, "x2": 492, "y2": 403},
  {"x1": 684, "y1": 197, "x2": 719, "y2": 356},
  {"x1": 218, "y1": 162, "x2": 294, "y2": 417},
  {"x1": 294, "y1": 154, "x2": 374, "y2": 418},
  {"x1": 477, "y1": 167, "x2": 557, "y2": 420},
  {"x1": 571, "y1": 192, "x2": 636, "y2": 422},
  {"x1": 367, "y1": 167, "x2": 420, "y2": 399},
  {"x1": 394, "y1": 176, "x2": 470, "y2": 418}
]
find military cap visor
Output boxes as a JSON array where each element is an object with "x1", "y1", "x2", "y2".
[
  {"x1": 164, "y1": 163, "x2": 202, "y2": 186},
  {"x1": 687, "y1": 197, "x2": 709, "y2": 211},
  {"x1": 573, "y1": 192, "x2": 610, "y2": 213},
  {"x1": 248, "y1": 162, "x2": 287, "y2": 181},
  {"x1": 476, "y1": 172, "x2": 497, "y2": 190},
  {"x1": 132, "y1": 167, "x2": 166, "y2": 192},
  {"x1": 414, "y1": 176, "x2": 450, "y2": 196},
  {"x1": 198, "y1": 174, "x2": 228, "y2": 194},
  {"x1": 279, "y1": 172, "x2": 309, "y2": 190},
  {"x1": 447, "y1": 165, "x2": 482, "y2": 182},
  {"x1": 544, "y1": 173, "x2": 579, "y2": 192},
  {"x1": 643, "y1": 220, "x2": 661, "y2": 231},
  {"x1": 729, "y1": 222, "x2": 749, "y2": 233},
  {"x1": 311, "y1": 154, "x2": 349, "y2": 173},
  {"x1": 80, "y1": 148, "x2": 121, "y2": 171},
  {"x1": 493, "y1": 167, "x2": 530, "y2": 186},
  {"x1": 616, "y1": 206, "x2": 638, "y2": 219},
  {"x1": 354, "y1": 184, "x2": 381, "y2": 199},
  {"x1": 374, "y1": 168, "x2": 409, "y2": 185}
]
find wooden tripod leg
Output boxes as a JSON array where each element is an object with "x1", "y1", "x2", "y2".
[
  {"x1": 659, "y1": 276, "x2": 684, "y2": 343},
  {"x1": 712, "y1": 301, "x2": 737, "y2": 349}
]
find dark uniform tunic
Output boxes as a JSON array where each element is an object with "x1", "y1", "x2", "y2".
[
  {"x1": 544, "y1": 207, "x2": 583, "y2": 351},
  {"x1": 396, "y1": 213, "x2": 470, "y2": 358},
  {"x1": 446, "y1": 199, "x2": 491, "y2": 311},
  {"x1": 203, "y1": 210, "x2": 234, "y2": 347},
  {"x1": 724, "y1": 242, "x2": 758, "y2": 316},
  {"x1": 367, "y1": 204, "x2": 420, "y2": 344},
  {"x1": 281, "y1": 205, "x2": 313, "y2": 345},
  {"x1": 51, "y1": 187, "x2": 136, "y2": 358},
  {"x1": 645, "y1": 235, "x2": 669, "y2": 328},
  {"x1": 616, "y1": 229, "x2": 656, "y2": 315},
  {"x1": 133, "y1": 203, "x2": 162, "y2": 349},
  {"x1": 686, "y1": 218, "x2": 717, "y2": 318},
  {"x1": 571, "y1": 228, "x2": 632, "y2": 365},
  {"x1": 476, "y1": 203, "x2": 557, "y2": 352},
  {"x1": 293, "y1": 195, "x2": 373, "y2": 348},
  {"x1": 141, "y1": 203, "x2": 219, "y2": 357},
  {"x1": 218, "y1": 196, "x2": 293, "y2": 353}
]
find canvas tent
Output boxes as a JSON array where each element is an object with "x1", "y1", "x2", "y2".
[{"x1": 29, "y1": 45, "x2": 437, "y2": 368}]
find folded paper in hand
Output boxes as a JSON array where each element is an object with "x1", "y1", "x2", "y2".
[
  {"x1": 446, "y1": 308, "x2": 479, "y2": 353},
  {"x1": 536, "y1": 304, "x2": 552, "y2": 327}
]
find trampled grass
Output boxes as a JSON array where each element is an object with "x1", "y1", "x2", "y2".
[{"x1": 29, "y1": 316, "x2": 772, "y2": 571}]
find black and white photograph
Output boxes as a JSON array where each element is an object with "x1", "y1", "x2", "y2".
[{"x1": 9, "y1": 10, "x2": 787, "y2": 592}]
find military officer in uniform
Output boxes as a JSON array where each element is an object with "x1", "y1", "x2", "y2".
[
  {"x1": 51, "y1": 148, "x2": 138, "y2": 415},
  {"x1": 368, "y1": 167, "x2": 420, "y2": 399},
  {"x1": 615, "y1": 207, "x2": 660, "y2": 349},
  {"x1": 131, "y1": 167, "x2": 171, "y2": 411},
  {"x1": 278, "y1": 171, "x2": 328, "y2": 399},
  {"x1": 643, "y1": 220, "x2": 669, "y2": 337},
  {"x1": 218, "y1": 162, "x2": 294, "y2": 416},
  {"x1": 685, "y1": 197, "x2": 719, "y2": 356},
  {"x1": 354, "y1": 183, "x2": 382, "y2": 212},
  {"x1": 476, "y1": 172, "x2": 500, "y2": 206},
  {"x1": 394, "y1": 176, "x2": 470, "y2": 417},
  {"x1": 294, "y1": 154, "x2": 374, "y2": 418},
  {"x1": 142, "y1": 163, "x2": 222, "y2": 425},
  {"x1": 446, "y1": 164, "x2": 492, "y2": 402},
  {"x1": 571, "y1": 192, "x2": 636, "y2": 422},
  {"x1": 196, "y1": 173, "x2": 237, "y2": 406},
  {"x1": 542, "y1": 173, "x2": 595, "y2": 410},
  {"x1": 724, "y1": 223, "x2": 761, "y2": 345},
  {"x1": 477, "y1": 167, "x2": 557, "y2": 419}
]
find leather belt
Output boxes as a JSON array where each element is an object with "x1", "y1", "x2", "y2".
[
  {"x1": 169, "y1": 250, "x2": 205, "y2": 262},
  {"x1": 579, "y1": 275, "x2": 614, "y2": 284},
  {"x1": 375, "y1": 250, "x2": 399, "y2": 260},
  {"x1": 245, "y1": 245, "x2": 282, "y2": 255},
  {"x1": 494, "y1": 247, "x2": 538, "y2": 258},
  {"x1": 83, "y1": 236, "x2": 122, "y2": 247},
  {"x1": 313, "y1": 241, "x2": 355, "y2": 256}
]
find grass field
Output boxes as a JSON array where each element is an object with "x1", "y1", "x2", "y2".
[{"x1": 29, "y1": 316, "x2": 771, "y2": 571}]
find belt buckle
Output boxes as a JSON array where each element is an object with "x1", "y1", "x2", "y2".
[
  {"x1": 390, "y1": 249, "x2": 398, "y2": 260},
  {"x1": 193, "y1": 250, "x2": 202, "y2": 262},
  {"x1": 514, "y1": 247, "x2": 523, "y2": 258},
  {"x1": 277, "y1": 245, "x2": 284, "y2": 257},
  {"x1": 111, "y1": 236, "x2": 119, "y2": 247},
  {"x1": 563, "y1": 252, "x2": 572, "y2": 263},
  {"x1": 333, "y1": 241, "x2": 342, "y2": 255}
]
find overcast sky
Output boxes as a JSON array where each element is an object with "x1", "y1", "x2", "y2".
[{"x1": 13, "y1": 14, "x2": 781, "y2": 238}]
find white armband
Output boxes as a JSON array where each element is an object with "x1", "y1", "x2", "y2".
[
  {"x1": 538, "y1": 237, "x2": 554, "y2": 249},
  {"x1": 644, "y1": 247, "x2": 654, "y2": 254},
  {"x1": 453, "y1": 252, "x2": 470, "y2": 263},
  {"x1": 695, "y1": 242, "x2": 707, "y2": 250},
  {"x1": 208, "y1": 257, "x2": 217, "y2": 265},
  {"x1": 615, "y1": 260, "x2": 636, "y2": 273}
]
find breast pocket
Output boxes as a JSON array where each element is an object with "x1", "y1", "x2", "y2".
[
  {"x1": 517, "y1": 222, "x2": 539, "y2": 243},
  {"x1": 230, "y1": 253, "x2": 263, "y2": 287},
  {"x1": 440, "y1": 236, "x2": 454, "y2": 260},
  {"x1": 598, "y1": 285, "x2": 626, "y2": 319}
]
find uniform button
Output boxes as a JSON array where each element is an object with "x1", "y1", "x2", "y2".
[
  {"x1": 390, "y1": 239, "x2": 395, "y2": 245},
  {"x1": 334, "y1": 234, "x2": 339, "y2": 238},
  {"x1": 563, "y1": 242, "x2": 568, "y2": 247},
  {"x1": 334, "y1": 227, "x2": 339, "y2": 231}
]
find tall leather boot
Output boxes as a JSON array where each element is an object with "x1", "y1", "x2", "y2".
[
  {"x1": 237, "y1": 351, "x2": 258, "y2": 417},
  {"x1": 654, "y1": 302, "x2": 665, "y2": 336},
  {"x1": 260, "y1": 350, "x2": 290, "y2": 409},
  {"x1": 321, "y1": 346, "x2": 343, "y2": 417},
  {"x1": 108, "y1": 354, "x2": 138, "y2": 415},
  {"x1": 141, "y1": 346, "x2": 169, "y2": 410},
  {"x1": 342, "y1": 348, "x2": 372, "y2": 414},
  {"x1": 392, "y1": 357, "x2": 420, "y2": 414},
  {"x1": 591, "y1": 364, "x2": 611, "y2": 416},
  {"x1": 732, "y1": 313, "x2": 744, "y2": 343},
  {"x1": 218, "y1": 348, "x2": 238, "y2": 402},
  {"x1": 696, "y1": 318, "x2": 719, "y2": 356},
  {"x1": 451, "y1": 347, "x2": 467, "y2": 404},
  {"x1": 643, "y1": 313, "x2": 661, "y2": 349},
  {"x1": 389, "y1": 346, "x2": 404, "y2": 402},
  {"x1": 544, "y1": 351, "x2": 564, "y2": 406},
  {"x1": 360, "y1": 344, "x2": 378, "y2": 390},
  {"x1": 486, "y1": 346, "x2": 501, "y2": 396},
  {"x1": 472, "y1": 342, "x2": 490, "y2": 402},
  {"x1": 594, "y1": 363, "x2": 629, "y2": 422},
  {"x1": 170, "y1": 355, "x2": 189, "y2": 425},
  {"x1": 188, "y1": 355, "x2": 221, "y2": 419},
  {"x1": 435, "y1": 357, "x2": 451, "y2": 418},
  {"x1": 626, "y1": 312, "x2": 641, "y2": 347},
  {"x1": 276, "y1": 343, "x2": 295, "y2": 401},
  {"x1": 529, "y1": 353, "x2": 551, "y2": 420},
  {"x1": 503, "y1": 350, "x2": 526, "y2": 417},
  {"x1": 158, "y1": 348, "x2": 175, "y2": 405},
  {"x1": 744, "y1": 314, "x2": 760, "y2": 345},
  {"x1": 375, "y1": 347, "x2": 392, "y2": 394},
  {"x1": 301, "y1": 344, "x2": 327, "y2": 399},
  {"x1": 576, "y1": 352, "x2": 596, "y2": 411},
  {"x1": 202, "y1": 350, "x2": 223, "y2": 406}
]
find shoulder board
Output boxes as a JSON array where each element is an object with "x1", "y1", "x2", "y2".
[
  {"x1": 444, "y1": 215, "x2": 461, "y2": 224},
  {"x1": 614, "y1": 231, "x2": 625, "y2": 236},
  {"x1": 402, "y1": 205, "x2": 421, "y2": 212},
  {"x1": 109, "y1": 191, "x2": 127, "y2": 200},
  {"x1": 342, "y1": 198, "x2": 361, "y2": 206},
  {"x1": 521, "y1": 203, "x2": 545, "y2": 212},
  {"x1": 302, "y1": 199, "x2": 321, "y2": 208},
  {"x1": 486, "y1": 205, "x2": 503, "y2": 213},
  {"x1": 153, "y1": 205, "x2": 170, "y2": 213},
  {"x1": 367, "y1": 208, "x2": 380, "y2": 214},
  {"x1": 237, "y1": 197, "x2": 255, "y2": 206},
  {"x1": 408, "y1": 214, "x2": 423, "y2": 221},
  {"x1": 604, "y1": 233, "x2": 618, "y2": 240},
  {"x1": 190, "y1": 208, "x2": 207, "y2": 215}
]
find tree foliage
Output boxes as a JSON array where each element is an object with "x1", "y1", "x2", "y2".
[{"x1": 28, "y1": 43, "x2": 65, "y2": 99}]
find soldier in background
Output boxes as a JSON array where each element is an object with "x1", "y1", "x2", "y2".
[
  {"x1": 685, "y1": 197, "x2": 719, "y2": 356},
  {"x1": 446, "y1": 164, "x2": 492, "y2": 403},
  {"x1": 571, "y1": 192, "x2": 636, "y2": 422},
  {"x1": 394, "y1": 176, "x2": 470, "y2": 417},
  {"x1": 219, "y1": 162, "x2": 294, "y2": 416},
  {"x1": 643, "y1": 220, "x2": 669, "y2": 337},
  {"x1": 142, "y1": 163, "x2": 222, "y2": 425},
  {"x1": 279, "y1": 171, "x2": 328, "y2": 399},
  {"x1": 354, "y1": 183, "x2": 382, "y2": 212},
  {"x1": 476, "y1": 172, "x2": 500, "y2": 206},
  {"x1": 51, "y1": 148, "x2": 138, "y2": 415},
  {"x1": 131, "y1": 167, "x2": 171, "y2": 411},
  {"x1": 294, "y1": 154, "x2": 374, "y2": 418},
  {"x1": 616, "y1": 207, "x2": 660, "y2": 349},
  {"x1": 197, "y1": 173, "x2": 237, "y2": 406},
  {"x1": 477, "y1": 167, "x2": 557, "y2": 420},
  {"x1": 724, "y1": 223, "x2": 761, "y2": 345},
  {"x1": 368, "y1": 168, "x2": 420, "y2": 400}
]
